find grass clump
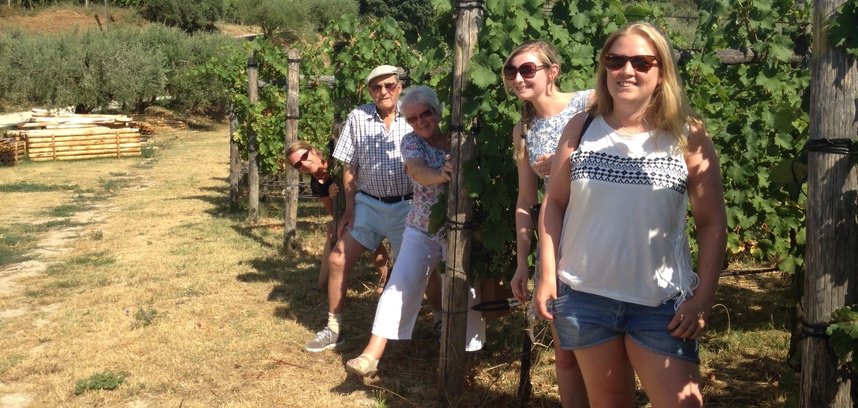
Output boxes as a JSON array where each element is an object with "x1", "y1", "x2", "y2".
[
  {"x1": 46, "y1": 203, "x2": 86, "y2": 218},
  {"x1": 0, "y1": 182, "x2": 77, "y2": 193},
  {"x1": 131, "y1": 307, "x2": 158, "y2": 329},
  {"x1": 74, "y1": 370, "x2": 127, "y2": 395},
  {"x1": 68, "y1": 251, "x2": 116, "y2": 267},
  {"x1": 0, "y1": 225, "x2": 37, "y2": 265},
  {"x1": 141, "y1": 142, "x2": 157, "y2": 158},
  {"x1": 0, "y1": 354, "x2": 24, "y2": 375}
]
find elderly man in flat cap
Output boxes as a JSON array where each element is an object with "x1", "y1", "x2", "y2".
[{"x1": 305, "y1": 64, "x2": 415, "y2": 352}]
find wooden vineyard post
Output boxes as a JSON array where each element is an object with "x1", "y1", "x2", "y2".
[
  {"x1": 283, "y1": 49, "x2": 300, "y2": 252},
  {"x1": 246, "y1": 52, "x2": 260, "y2": 222},
  {"x1": 228, "y1": 106, "x2": 241, "y2": 211},
  {"x1": 439, "y1": 1, "x2": 482, "y2": 405},
  {"x1": 801, "y1": 0, "x2": 858, "y2": 407},
  {"x1": 330, "y1": 41, "x2": 348, "y2": 237}
]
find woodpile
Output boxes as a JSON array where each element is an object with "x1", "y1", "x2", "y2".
[
  {"x1": 3, "y1": 111, "x2": 143, "y2": 162},
  {"x1": 0, "y1": 136, "x2": 26, "y2": 165}
]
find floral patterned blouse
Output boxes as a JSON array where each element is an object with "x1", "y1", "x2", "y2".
[
  {"x1": 525, "y1": 89, "x2": 593, "y2": 177},
  {"x1": 401, "y1": 132, "x2": 448, "y2": 240}
]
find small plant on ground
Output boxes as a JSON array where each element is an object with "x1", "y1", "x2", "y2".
[
  {"x1": 131, "y1": 307, "x2": 158, "y2": 329},
  {"x1": 74, "y1": 370, "x2": 127, "y2": 395},
  {"x1": 141, "y1": 143, "x2": 157, "y2": 158},
  {"x1": 0, "y1": 226, "x2": 36, "y2": 265}
]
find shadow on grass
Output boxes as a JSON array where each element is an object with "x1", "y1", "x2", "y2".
[
  {"x1": 194, "y1": 177, "x2": 813, "y2": 405},
  {"x1": 708, "y1": 272, "x2": 795, "y2": 333}
]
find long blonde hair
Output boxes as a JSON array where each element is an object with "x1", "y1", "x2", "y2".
[
  {"x1": 590, "y1": 22, "x2": 702, "y2": 149},
  {"x1": 503, "y1": 40, "x2": 563, "y2": 162}
]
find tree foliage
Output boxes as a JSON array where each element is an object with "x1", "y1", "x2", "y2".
[
  {"x1": 830, "y1": 0, "x2": 858, "y2": 58},
  {"x1": 224, "y1": 0, "x2": 814, "y2": 282},
  {"x1": 0, "y1": 25, "x2": 241, "y2": 114},
  {"x1": 359, "y1": 0, "x2": 439, "y2": 43},
  {"x1": 686, "y1": 0, "x2": 810, "y2": 273},
  {"x1": 140, "y1": 0, "x2": 223, "y2": 33},
  {"x1": 233, "y1": 0, "x2": 359, "y2": 42}
]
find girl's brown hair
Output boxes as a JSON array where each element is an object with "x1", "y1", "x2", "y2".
[{"x1": 503, "y1": 40, "x2": 562, "y2": 162}]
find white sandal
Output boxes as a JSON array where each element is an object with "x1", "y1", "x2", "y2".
[{"x1": 346, "y1": 354, "x2": 378, "y2": 378}]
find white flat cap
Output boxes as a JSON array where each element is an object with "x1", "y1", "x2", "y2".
[{"x1": 366, "y1": 65, "x2": 400, "y2": 84}]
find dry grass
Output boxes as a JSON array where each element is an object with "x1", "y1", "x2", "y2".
[{"x1": 0, "y1": 124, "x2": 796, "y2": 407}]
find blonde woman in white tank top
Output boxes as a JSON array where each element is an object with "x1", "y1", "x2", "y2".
[{"x1": 536, "y1": 23, "x2": 727, "y2": 407}]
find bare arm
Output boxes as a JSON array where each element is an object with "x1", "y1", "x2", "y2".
[
  {"x1": 535, "y1": 113, "x2": 587, "y2": 320},
  {"x1": 511, "y1": 123, "x2": 540, "y2": 302},
  {"x1": 338, "y1": 163, "x2": 358, "y2": 238},
  {"x1": 668, "y1": 125, "x2": 727, "y2": 340},
  {"x1": 404, "y1": 155, "x2": 452, "y2": 186},
  {"x1": 320, "y1": 196, "x2": 334, "y2": 216}
]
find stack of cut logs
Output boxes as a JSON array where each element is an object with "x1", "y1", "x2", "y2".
[
  {"x1": 0, "y1": 134, "x2": 26, "y2": 165},
  {"x1": 3, "y1": 111, "x2": 143, "y2": 162}
]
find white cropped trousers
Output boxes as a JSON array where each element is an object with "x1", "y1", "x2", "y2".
[{"x1": 371, "y1": 226, "x2": 485, "y2": 351}]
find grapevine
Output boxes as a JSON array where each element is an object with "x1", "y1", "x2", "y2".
[{"x1": 220, "y1": 0, "x2": 814, "y2": 282}]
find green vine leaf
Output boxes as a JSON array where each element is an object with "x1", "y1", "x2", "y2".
[
  {"x1": 830, "y1": 0, "x2": 858, "y2": 58},
  {"x1": 828, "y1": 305, "x2": 858, "y2": 371}
]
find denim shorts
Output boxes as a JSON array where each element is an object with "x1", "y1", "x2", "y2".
[
  {"x1": 549, "y1": 282, "x2": 699, "y2": 364},
  {"x1": 349, "y1": 192, "x2": 410, "y2": 257}
]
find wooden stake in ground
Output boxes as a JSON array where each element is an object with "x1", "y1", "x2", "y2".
[
  {"x1": 246, "y1": 52, "x2": 260, "y2": 223},
  {"x1": 229, "y1": 108, "x2": 241, "y2": 211},
  {"x1": 801, "y1": 1, "x2": 858, "y2": 406},
  {"x1": 283, "y1": 49, "x2": 300, "y2": 252},
  {"x1": 439, "y1": 1, "x2": 482, "y2": 406}
]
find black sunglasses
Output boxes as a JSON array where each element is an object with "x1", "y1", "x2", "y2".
[
  {"x1": 503, "y1": 62, "x2": 546, "y2": 80},
  {"x1": 291, "y1": 150, "x2": 310, "y2": 170},
  {"x1": 369, "y1": 81, "x2": 398, "y2": 92},
  {"x1": 603, "y1": 54, "x2": 659, "y2": 73},
  {"x1": 405, "y1": 108, "x2": 434, "y2": 125}
]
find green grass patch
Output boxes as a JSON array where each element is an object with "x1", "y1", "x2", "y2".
[
  {"x1": 99, "y1": 177, "x2": 132, "y2": 195},
  {"x1": 141, "y1": 143, "x2": 157, "y2": 158},
  {"x1": 131, "y1": 307, "x2": 158, "y2": 329},
  {"x1": 74, "y1": 370, "x2": 127, "y2": 395},
  {"x1": 44, "y1": 279, "x2": 82, "y2": 290},
  {"x1": 0, "y1": 181, "x2": 77, "y2": 193},
  {"x1": 0, "y1": 224, "x2": 38, "y2": 265},
  {"x1": 46, "y1": 203, "x2": 87, "y2": 218},
  {"x1": 33, "y1": 219, "x2": 76, "y2": 231},
  {"x1": 67, "y1": 251, "x2": 116, "y2": 268},
  {"x1": 0, "y1": 354, "x2": 24, "y2": 375}
]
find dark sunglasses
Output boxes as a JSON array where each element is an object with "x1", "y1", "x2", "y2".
[
  {"x1": 503, "y1": 62, "x2": 546, "y2": 80},
  {"x1": 603, "y1": 54, "x2": 659, "y2": 73},
  {"x1": 405, "y1": 108, "x2": 434, "y2": 125},
  {"x1": 369, "y1": 81, "x2": 398, "y2": 92},
  {"x1": 291, "y1": 150, "x2": 310, "y2": 170}
]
